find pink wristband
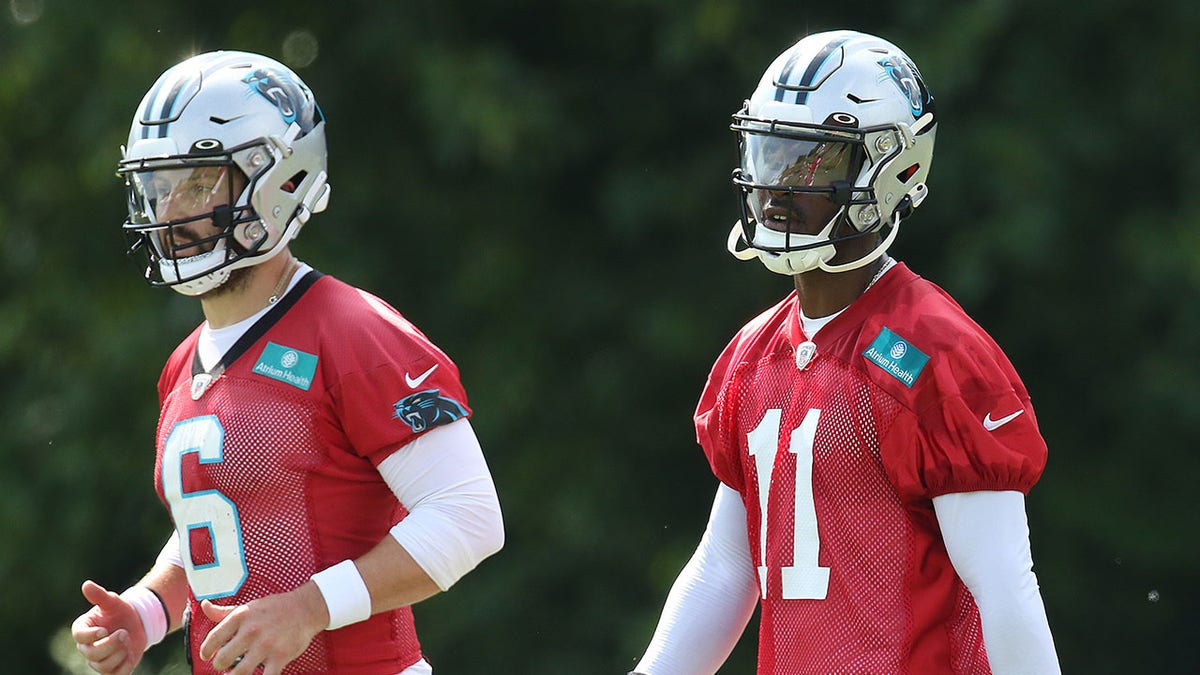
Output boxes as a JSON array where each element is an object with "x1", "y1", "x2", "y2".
[{"x1": 120, "y1": 586, "x2": 168, "y2": 649}]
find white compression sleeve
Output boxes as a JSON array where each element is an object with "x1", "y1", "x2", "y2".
[
  {"x1": 155, "y1": 530, "x2": 183, "y2": 569},
  {"x1": 378, "y1": 418, "x2": 504, "y2": 591},
  {"x1": 934, "y1": 490, "x2": 1061, "y2": 675},
  {"x1": 634, "y1": 483, "x2": 760, "y2": 675}
]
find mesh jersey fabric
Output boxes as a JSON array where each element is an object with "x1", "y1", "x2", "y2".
[
  {"x1": 153, "y1": 273, "x2": 471, "y2": 674},
  {"x1": 695, "y1": 262, "x2": 1047, "y2": 675}
]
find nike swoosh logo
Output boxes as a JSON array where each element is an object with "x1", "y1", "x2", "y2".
[
  {"x1": 983, "y1": 408, "x2": 1025, "y2": 431},
  {"x1": 404, "y1": 364, "x2": 439, "y2": 389}
]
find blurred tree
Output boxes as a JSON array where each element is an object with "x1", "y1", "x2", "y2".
[{"x1": 1, "y1": 0, "x2": 1196, "y2": 673}]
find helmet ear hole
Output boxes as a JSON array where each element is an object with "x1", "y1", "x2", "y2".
[{"x1": 281, "y1": 170, "x2": 307, "y2": 194}]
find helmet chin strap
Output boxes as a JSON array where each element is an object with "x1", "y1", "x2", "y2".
[
  {"x1": 171, "y1": 271, "x2": 229, "y2": 296},
  {"x1": 726, "y1": 208, "x2": 842, "y2": 275},
  {"x1": 816, "y1": 209, "x2": 901, "y2": 274},
  {"x1": 727, "y1": 222, "x2": 759, "y2": 261},
  {"x1": 161, "y1": 244, "x2": 233, "y2": 296}
]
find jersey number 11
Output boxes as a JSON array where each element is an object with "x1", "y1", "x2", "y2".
[{"x1": 747, "y1": 408, "x2": 831, "y2": 600}]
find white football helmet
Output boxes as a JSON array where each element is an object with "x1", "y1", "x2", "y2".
[
  {"x1": 728, "y1": 30, "x2": 936, "y2": 275},
  {"x1": 118, "y1": 51, "x2": 330, "y2": 295}
]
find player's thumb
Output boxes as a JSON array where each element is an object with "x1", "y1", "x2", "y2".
[
  {"x1": 81, "y1": 580, "x2": 118, "y2": 608},
  {"x1": 200, "y1": 599, "x2": 236, "y2": 622}
]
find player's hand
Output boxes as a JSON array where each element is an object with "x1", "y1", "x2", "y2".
[
  {"x1": 198, "y1": 583, "x2": 328, "y2": 675},
  {"x1": 71, "y1": 580, "x2": 147, "y2": 675}
]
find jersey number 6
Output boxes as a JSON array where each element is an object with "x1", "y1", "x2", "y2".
[
  {"x1": 747, "y1": 408, "x2": 831, "y2": 600},
  {"x1": 161, "y1": 415, "x2": 249, "y2": 600}
]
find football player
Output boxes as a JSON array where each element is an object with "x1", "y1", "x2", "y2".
[
  {"x1": 71, "y1": 51, "x2": 504, "y2": 675},
  {"x1": 632, "y1": 31, "x2": 1061, "y2": 674}
]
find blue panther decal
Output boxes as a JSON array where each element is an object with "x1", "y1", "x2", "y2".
[
  {"x1": 242, "y1": 68, "x2": 321, "y2": 131},
  {"x1": 878, "y1": 55, "x2": 930, "y2": 119},
  {"x1": 392, "y1": 389, "x2": 468, "y2": 433}
]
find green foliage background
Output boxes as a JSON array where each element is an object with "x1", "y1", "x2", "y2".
[{"x1": 2, "y1": 0, "x2": 1198, "y2": 672}]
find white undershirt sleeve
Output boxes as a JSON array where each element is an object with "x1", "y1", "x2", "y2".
[
  {"x1": 934, "y1": 490, "x2": 1061, "y2": 675},
  {"x1": 377, "y1": 418, "x2": 504, "y2": 591},
  {"x1": 634, "y1": 483, "x2": 760, "y2": 675},
  {"x1": 155, "y1": 530, "x2": 184, "y2": 570}
]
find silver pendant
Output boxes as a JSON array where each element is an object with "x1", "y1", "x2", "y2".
[
  {"x1": 190, "y1": 373, "x2": 214, "y2": 400},
  {"x1": 795, "y1": 341, "x2": 817, "y2": 370}
]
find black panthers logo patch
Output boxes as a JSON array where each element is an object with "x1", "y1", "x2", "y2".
[{"x1": 392, "y1": 389, "x2": 468, "y2": 433}]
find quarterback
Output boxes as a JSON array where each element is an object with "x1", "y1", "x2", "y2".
[
  {"x1": 71, "y1": 51, "x2": 504, "y2": 674},
  {"x1": 632, "y1": 31, "x2": 1060, "y2": 674}
]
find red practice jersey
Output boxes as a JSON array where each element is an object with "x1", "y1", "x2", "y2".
[
  {"x1": 696, "y1": 263, "x2": 1047, "y2": 675},
  {"x1": 152, "y1": 272, "x2": 471, "y2": 674}
]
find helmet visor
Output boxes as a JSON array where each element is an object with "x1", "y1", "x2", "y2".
[
  {"x1": 127, "y1": 164, "x2": 234, "y2": 227},
  {"x1": 741, "y1": 134, "x2": 858, "y2": 190}
]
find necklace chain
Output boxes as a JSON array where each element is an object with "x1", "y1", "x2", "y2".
[
  {"x1": 865, "y1": 256, "x2": 895, "y2": 292},
  {"x1": 268, "y1": 258, "x2": 299, "y2": 305}
]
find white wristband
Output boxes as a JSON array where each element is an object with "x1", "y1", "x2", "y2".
[
  {"x1": 119, "y1": 586, "x2": 168, "y2": 650},
  {"x1": 310, "y1": 560, "x2": 372, "y2": 630}
]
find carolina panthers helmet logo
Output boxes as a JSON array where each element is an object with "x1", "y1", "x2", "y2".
[
  {"x1": 242, "y1": 68, "x2": 319, "y2": 132},
  {"x1": 392, "y1": 389, "x2": 468, "y2": 433},
  {"x1": 878, "y1": 55, "x2": 931, "y2": 119}
]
